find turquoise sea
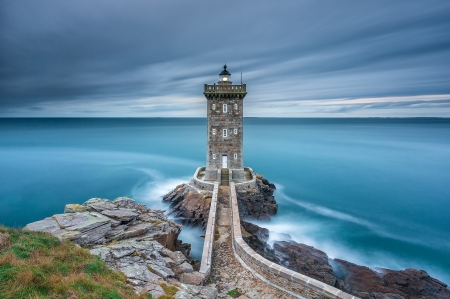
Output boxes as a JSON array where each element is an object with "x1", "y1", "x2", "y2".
[{"x1": 0, "y1": 118, "x2": 449, "y2": 284}]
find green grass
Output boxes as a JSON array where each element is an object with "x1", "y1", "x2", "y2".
[
  {"x1": 227, "y1": 288, "x2": 239, "y2": 298},
  {"x1": 0, "y1": 226, "x2": 154, "y2": 299},
  {"x1": 160, "y1": 283, "x2": 178, "y2": 296}
]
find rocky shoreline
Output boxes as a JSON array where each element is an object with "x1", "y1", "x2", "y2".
[
  {"x1": 240, "y1": 220, "x2": 450, "y2": 299},
  {"x1": 163, "y1": 173, "x2": 449, "y2": 299},
  {"x1": 21, "y1": 173, "x2": 450, "y2": 299},
  {"x1": 163, "y1": 173, "x2": 278, "y2": 227},
  {"x1": 25, "y1": 197, "x2": 217, "y2": 298}
]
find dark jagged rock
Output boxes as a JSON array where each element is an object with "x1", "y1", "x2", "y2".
[
  {"x1": 273, "y1": 241, "x2": 337, "y2": 286},
  {"x1": 163, "y1": 183, "x2": 212, "y2": 228},
  {"x1": 241, "y1": 220, "x2": 336, "y2": 286},
  {"x1": 240, "y1": 220, "x2": 276, "y2": 261},
  {"x1": 332, "y1": 259, "x2": 450, "y2": 299},
  {"x1": 236, "y1": 174, "x2": 278, "y2": 220},
  {"x1": 162, "y1": 173, "x2": 278, "y2": 227},
  {"x1": 241, "y1": 221, "x2": 450, "y2": 299}
]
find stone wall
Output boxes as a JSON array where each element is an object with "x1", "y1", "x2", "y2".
[
  {"x1": 191, "y1": 167, "x2": 215, "y2": 191},
  {"x1": 229, "y1": 182, "x2": 358, "y2": 299},
  {"x1": 234, "y1": 167, "x2": 257, "y2": 191},
  {"x1": 199, "y1": 182, "x2": 219, "y2": 281}
]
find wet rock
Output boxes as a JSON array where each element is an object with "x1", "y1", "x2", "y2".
[
  {"x1": 241, "y1": 220, "x2": 336, "y2": 286},
  {"x1": 332, "y1": 259, "x2": 450, "y2": 299},
  {"x1": 240, "y1": 220, "x2": 276, "y2": 261},
  {"x1": 163, "y1": 183, "x2": 213, "y2": 228},
  {"x1": 273, "y1": 241, "x2": 336, "y2": 286},
  {"x1": 236, "y1": 174, "x2": 278, "y2": 220}
]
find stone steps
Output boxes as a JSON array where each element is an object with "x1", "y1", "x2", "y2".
[{"x1": 220, "y1": 168, "x2": 229, "y2": 186}]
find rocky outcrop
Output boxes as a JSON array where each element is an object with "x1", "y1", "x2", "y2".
[
  {"x1": 273, "y1": 241, "x2": 336, "y2": 286},
  {"x1": 241, "y1": 221, "x2": 450, "y2": 299},
  {"x1": 25, "y1": 197, "x2": 180, "y2": 250},
  {"x1": 162, "y1": 174, "x2": 278, "y2": 228},
  {"x1": 333, "y1": 259, "x2": 450, "y2": 299},
  {"x1": 25, "y1": 197, "x2": 217, "y2": 298},
  {"x1": 241, "y1": 220, "x2": 335, "y2": 286},
  {"x1": 236, "y1": 174, "x2": 278, "y2": 220},
  {"x1": 163, "y1": 183, "x2": 213, "y2": 228},
  {"x1": 240, "y1": 220, "x2": 276, "y2": 261}
]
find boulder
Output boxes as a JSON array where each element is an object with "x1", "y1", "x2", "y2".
[
  {"x1": 100, "y1": 209, "x2": 139, "y2": 222},
  {"x1": 236, "y1": 174, "x2": 278, "y2": 220},
  {"x1": 180, "y1": 271, "x2": 205, "y2": 285},
  {"x1": 163, "y1": 183, "x2": 213, "y2": 228},
  {"x1": 273, "y1": 241, "x2": 336, "y2": 286},
  {"x1": 332, "y1": 259, "x2": 450, "y2": 299},
  {"x1": 64, "y1": 204, "x2": 88, "y2": 213}
]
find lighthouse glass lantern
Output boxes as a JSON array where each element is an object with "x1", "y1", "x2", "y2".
[{"x1": 219, "y1": 64, "x2": 231, "y2": 82}]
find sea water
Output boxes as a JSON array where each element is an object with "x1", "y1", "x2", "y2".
[{"x1": 0, "y1": 118, "x2": 449, "y2": 283}]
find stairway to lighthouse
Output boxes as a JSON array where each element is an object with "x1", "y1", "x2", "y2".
[{"x1": 220, "y1": 168, "x2": 229, "y2": 186}]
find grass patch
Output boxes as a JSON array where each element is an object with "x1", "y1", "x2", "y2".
[
  {"x1": 147, "y1": 265, "x2": 157, "y2": 274},
  {"x1": 227, "y1": 288, "x2": 239, "y2": 298},
  {"x1": 0, "y1": 225, "x2": 152, "y2": 299},
  {"x1": 152, "y1": 220, "x2": 163, "y2": 226},
  {"x1": 160, "y1": 283, "x2": 178, "y2": 296}
]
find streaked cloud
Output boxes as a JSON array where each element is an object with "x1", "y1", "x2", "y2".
[{"x1": 1, "y1": 0, "x2": 450, "y2": 117}]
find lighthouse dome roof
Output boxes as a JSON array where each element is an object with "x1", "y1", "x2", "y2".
[{"x1": 219, "y1": 64, "x2": 231, "y2": 76}]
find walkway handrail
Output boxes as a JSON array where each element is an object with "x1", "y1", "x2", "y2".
[
  {"x1": 199, "y1": 182, "x2": 219, "y2": 280},
  {"x1": 229, "y1": 182, "x2": 357, "y2": 299}
]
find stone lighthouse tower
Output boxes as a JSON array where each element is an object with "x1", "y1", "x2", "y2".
[{"x1": 204, "y1": 65, "x2": 247, "y2": 181}]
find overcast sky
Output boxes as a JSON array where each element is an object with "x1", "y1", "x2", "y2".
[{"x1": 1, "y1": 1, "x2": 450, "y2": 117}]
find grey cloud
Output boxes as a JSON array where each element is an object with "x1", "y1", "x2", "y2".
[{"x1": 1, "y1": 0, "x2": 450, "y2": 116}]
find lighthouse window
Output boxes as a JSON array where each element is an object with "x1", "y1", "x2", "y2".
[
  {"x1": 223, "y1": 104, "x2": 227, "y2": 113},
  {"x1": 234, "y1": 154, "x2": 238, "y2": 159},
  {"x1": 213, "y1": 154, "x2": 216, "y2": 159},
  {"x1": 212, "y1": 129, "x2": 216, "y2": 135},
  {"x1": 223, "y1": 129, "x2": 227, "y2": 137},
  {"x1": 234, "y1": 128, "x2": 238, "y2": 134},
  {"x1": 234, "y1": 103, "x2": 238, "y2": 110},
  {"x1": 212, "y1": 103, "x2": 216, "y2": 110}
]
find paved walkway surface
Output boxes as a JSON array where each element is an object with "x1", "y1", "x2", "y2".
[{"x1": 209, "y1": 186, "x2": 296, "y2": 299}]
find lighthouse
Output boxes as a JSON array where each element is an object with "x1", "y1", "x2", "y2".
[{"x1": 203, "y1": 65, "x2": 247, "y2": 181}]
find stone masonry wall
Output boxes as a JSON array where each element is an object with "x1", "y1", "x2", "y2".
[
  {"x1": 229, "y1": 182, "x2": 358, "y2": 299},
  {"x1": 204, "y1": 83, "x2": 246, "y2": 180},
  {"x1": 207, "y1": 96, "x2": 243, "y2": 170}
]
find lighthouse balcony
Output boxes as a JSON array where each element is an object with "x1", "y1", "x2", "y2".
[{"x1": 204, "y1": 84, "x2": 246, "y2": 93}]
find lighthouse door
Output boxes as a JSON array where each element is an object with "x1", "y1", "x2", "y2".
[{"x1": 221, "y1": 155, "x2": 228, "y2": 168}]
